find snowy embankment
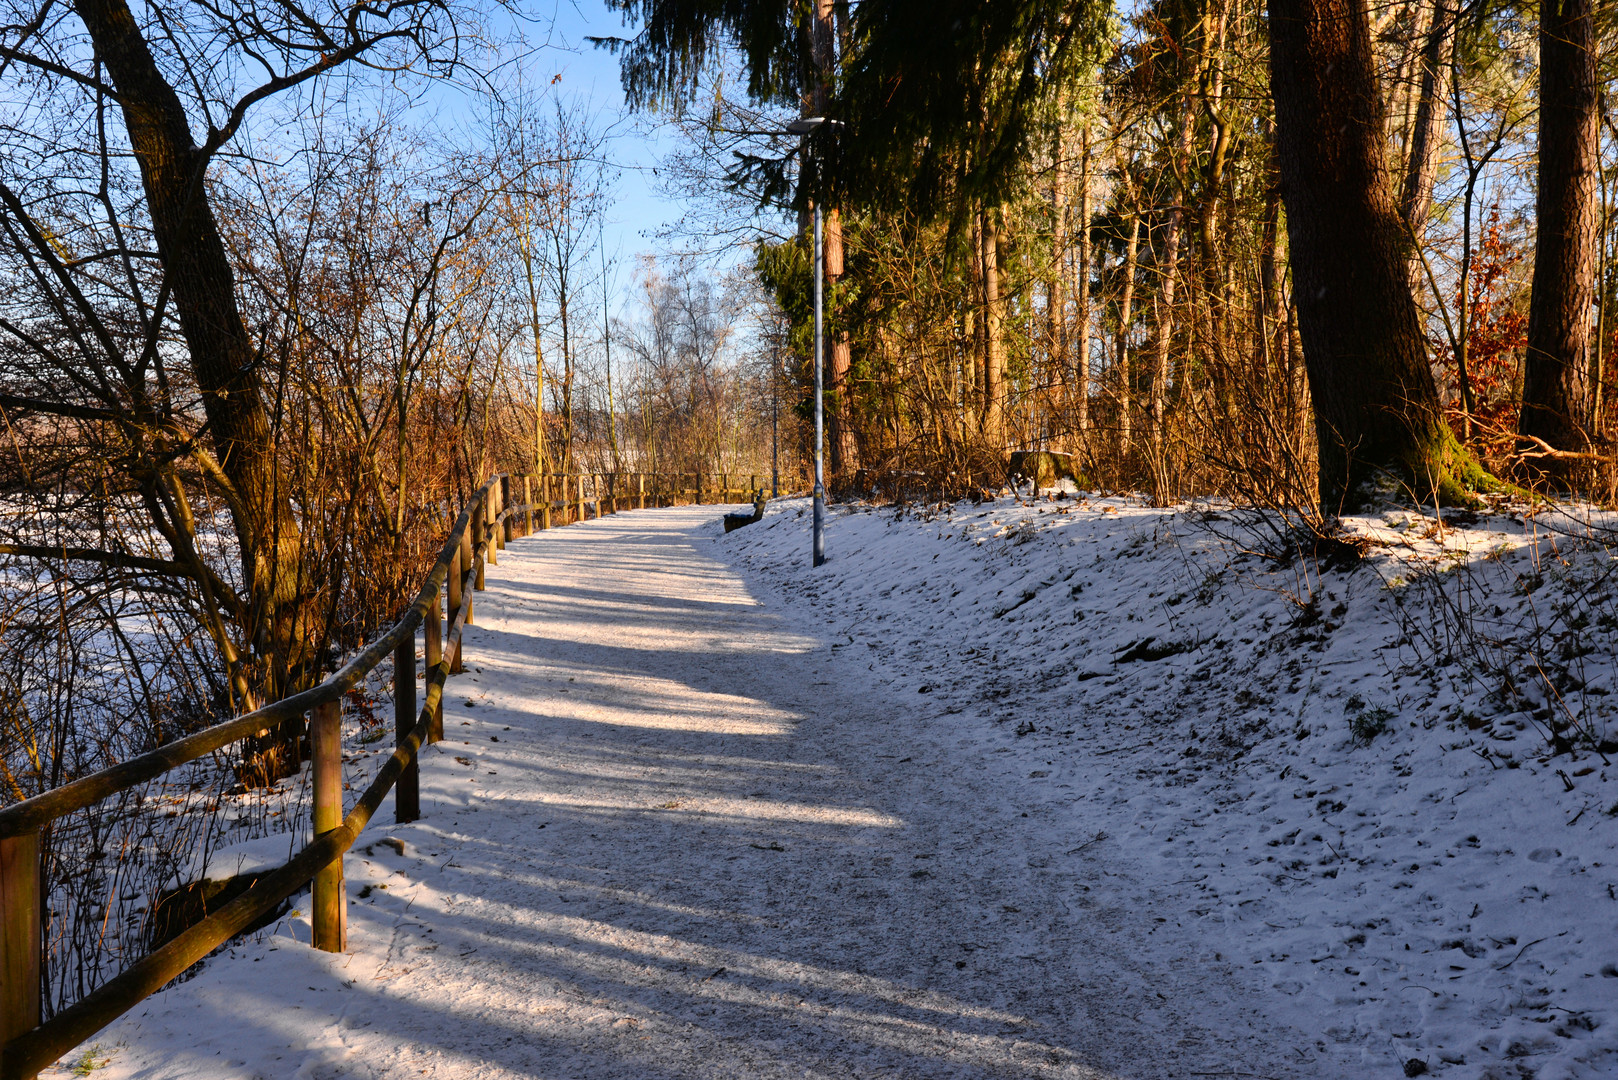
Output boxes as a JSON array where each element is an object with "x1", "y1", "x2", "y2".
[{"x1": 722, "y1": 494, "x2": 1618, "y2": 1080}]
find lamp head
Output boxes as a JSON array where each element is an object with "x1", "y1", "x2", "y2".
[{"x1": 786, "y1": 116, "x2": 843, "y2": 135}]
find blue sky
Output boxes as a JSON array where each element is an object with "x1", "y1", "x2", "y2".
[{"x1": 521, "y1": 0, "x2": 689, "y2": 299}]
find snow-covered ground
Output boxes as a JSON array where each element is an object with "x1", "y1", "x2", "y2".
[
  {"x1": 720, "y1": 493, "x2": 1618, "y2": 1080},
  {"x1": 49, "y1": 495, "x2": 1618, "y2": 1080}
]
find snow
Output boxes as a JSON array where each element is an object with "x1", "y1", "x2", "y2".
[
  {"x1": 719, "y1": 493, "x2": 1618, "y2": 1080},
  {"x1": 50, "y1": 496, "x2": 1618, "y2": 1079}
]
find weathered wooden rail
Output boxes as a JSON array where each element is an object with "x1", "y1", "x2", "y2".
[{"x1": 0, "y1": 469, "x2": 767, "y2": 1080}]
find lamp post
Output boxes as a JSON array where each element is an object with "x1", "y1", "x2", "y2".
[
  {"x1": 770, "y1": 338, "x2": 781, "y2": 499},
  {"x1": 787, "y1": 115, "x2": 840, "y2": 567}
]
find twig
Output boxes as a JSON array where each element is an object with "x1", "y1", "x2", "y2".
[{"x1": 1497, "y1": 935, "x2": 1553, "y2": 970}]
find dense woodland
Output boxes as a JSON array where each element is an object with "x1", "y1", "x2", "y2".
[
  {"x1": 640, "y1": 0, "x2": 1616, "y2": 517},
  {"x1": 0, "y1": 0, "x2": 1613, "y2": 1015}
]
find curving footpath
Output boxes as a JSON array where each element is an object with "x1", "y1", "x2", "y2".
[{"x1": 75, "y1": 506, "x2": 1315, "y2": 1080}]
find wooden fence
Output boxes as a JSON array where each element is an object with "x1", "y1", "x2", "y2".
[
  {"x1": 529, "y1": 470, "x2": 769, "y2": 526},
  {"x1": 0, "y1": 470, "x2": 763, "y2": 1080}
]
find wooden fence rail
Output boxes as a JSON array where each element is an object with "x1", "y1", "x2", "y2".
[
  {"x1": 0, "y1": 469, "x2": 768, "y2": 1080},
  {"x1": 527, "y1": 471, "x2": 768, "y2": 523}
]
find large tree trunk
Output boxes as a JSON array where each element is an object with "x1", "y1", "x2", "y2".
[
  {"x1": 1519, "y1": 0, "x2": 1598, "y2": 475},
  {"x1": 1267, "y1": 0, "x2": 1486, "y2": 507},
  {"x1": 75, "y1": 0, "x2": 309, "y2": 705}
]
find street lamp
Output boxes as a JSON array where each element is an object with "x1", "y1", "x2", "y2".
[
  {"x1": 787, "y1": 115, "x2": 841, "y2": 567},
  {"x1": 770, "y1": 336, "x2": 781, "y2": 499}
]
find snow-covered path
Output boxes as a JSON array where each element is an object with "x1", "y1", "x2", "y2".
[{"x1": 75, "y1": 506, "x2": 1315, "y2": 1080}]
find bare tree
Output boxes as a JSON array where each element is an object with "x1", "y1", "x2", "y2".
[{"x1": 0, "y1": 0, "x2": 490, "y2": 722}]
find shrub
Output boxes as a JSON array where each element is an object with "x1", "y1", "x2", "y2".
[{"x1": 1349, "y1": 705, "x2": 1396, "y2": 745}]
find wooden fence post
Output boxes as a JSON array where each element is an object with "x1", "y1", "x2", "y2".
[
  {"x1": 426, "y1": 583, "x2": 443, "y2": 742},
  {"x1": 474, "y1": 496, "x2": 488, "y2": 590},
  {"x1": 721, "y1": 472, "x2": 728, "y2": 501},
  {"x1": 490, "y1": 479, "x2": 501, "y2": 552},
  {"x1": 1, "y1": 825, "x2": 41, "y2": 1070},
  {"x1": 394, "y1": 631, "x2": 419, "y2": 824},
  {"x1": 523, "y1": 475, "x2": 534, "y2": 535},
  {"x1": 638, "y1": 473, "x2": 646, "y2": 510},
  {"x1": 575, "y1": 476, "x2": 585, "y2": 523},
  {"x1": 486, "y1": 485, "x2": 498, "y2": 566},
  {"x1": 448, "y1": 545, "x2": 464, "y2": 673},
  {"x1": 560, "y1": 474, "x2": 570, "y2": 525},
  {"x1": 501, "y1": 476, "x2": 513, "y2": 545},
  {"x1": 311, "y1": 700, "x2": 346, "y2": 952},
  {"x1": 540, "y1": 472, "x2": 551, "y2": 530}
]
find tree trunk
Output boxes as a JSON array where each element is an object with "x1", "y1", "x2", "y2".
[
  {"x1": 824, "y1": 208, "x2": 858, "y2": 479},
  {"x1": 1195, "y1": 3, "x2": 1234, "y2": 371},
  {"x1": 1051, "y1": 123, "x2": 1067, "y2": 443},
  {"x1": 1152, "y1": 210, "x2": 1181, "y2": 457},
  {"x1": 1267, "y1": 0, "x2": 1485, "y2": 507},
  {"x1": 1074, "y1": 130, "x2": 1093, "y2": 440},
  {"x1": 74, "y1": 0, "x2": 309, "y2": 707},
  {"x1": 1520, "y1": 0, "x2": 1598, "y2": 474},
  {"x1": 1154, "y1": 84, "x2": 1194, "y2": 461},
  {"x1": 979, "y1": 207, "x2": 1006, "y2": 446},
  {"x1": 810, "y1": 0, "x2": 857, "y2": 483},
  {"x1": 1398, "y1": 0, "x2": 1456, "y2": 243},
  {"x1": 559, "y1": 284, "x2": 575, "y2": 474},
  {"x1": 1258, "y1": 128, "x2": 1287, "y2": 376},
  {"x1": 963, "y1": 302, "x2": 980, "y2": 435},
  {"x1": 1116, "y1": 212, "x2": 1140, "y2": 456}
]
